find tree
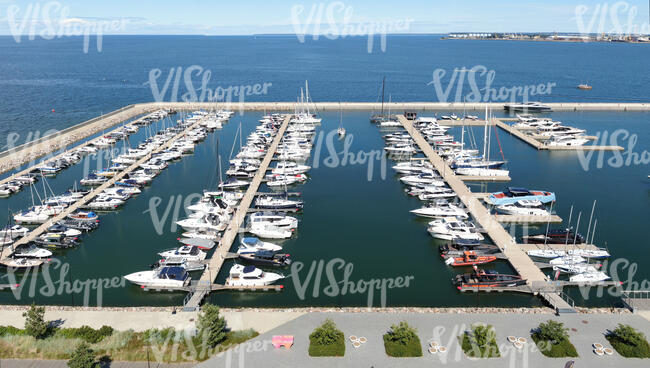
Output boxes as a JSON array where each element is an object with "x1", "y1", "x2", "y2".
[
  {"x1": 385, "y1": 321, "x2": 417, "y2": 345},
  {"x1": 537, "y1": 320, "x2": 569, "y2": 343},
  {"x1": 613, "y1": 324, "x2": 646, "y2": 347},
  {"x1": 23, "y1": 303, "x2": 48, "y2": 339},
  {"x1": 471, "y1": 324, "x2": 496, "y2": 348},
  {"x1": 310, "y1": 319, "x2": 343, "y2": 345},
  {"x1": 67, "y1": 342, "x2": 96, "y2": 368},
  {"x1": 197, "y1": 303, "x2": 228, "y2": 347}
]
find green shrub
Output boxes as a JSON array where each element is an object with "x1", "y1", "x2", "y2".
[
  {"x1": 606, "y1": 324, "x2": 650, "y2": 358},
  {"x1": 531, "y1": 320, "x2": 578, "y2": 358},
  {"x1": 0, "y1": 326, "x2": 25, "y2": 337},
  {"x1": 23, "y1": 304, "x2": 48, "y2": 339},
  {"x1": 56, "y1": 326, "x2": 114, "y2": 344},
  {"x1": 309, "y1": 319, "x2": 345, "y2": 357},
  {"x1": 459, "y1": 324, "x2": 501, "y2": 358},
  {"x1": 197, "y1": 303, "x2": 228, "y2": 348},
  {"x1": 383, "y1": 322, "x2": 422, "y2": 357},
  {"x1": 67, "y1": 342, "x2": 96, "y2": 368},
  {"x1": 143, "y1": 327, "x2": 177, "y2": 345}
]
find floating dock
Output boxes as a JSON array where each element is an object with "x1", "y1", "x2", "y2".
[
  {"x1": 495, "y1": 120, "x2": 624, "y2": 151},
  {"x1": 182, "y1": 115, "x2": 292, "y2": 311},
  {"x1": 397, "y1": 115, "x2": 578, "y2": 313},
  {"x1": 494, "y1": 214, "x2": 563, "y2": 224},
  {"x1": 0, "y1": 117, "x2": 206, "y2": 261}
]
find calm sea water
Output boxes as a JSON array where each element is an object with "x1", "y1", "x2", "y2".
[{"x1": 0, "y1": 35, "x2": 648, "y2": 307}]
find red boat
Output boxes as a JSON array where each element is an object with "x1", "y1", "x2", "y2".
[{"x1": 445, "y1": 251, "x2": 497, "y2": 267}]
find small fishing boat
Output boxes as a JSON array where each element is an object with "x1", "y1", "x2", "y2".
[
  {"x1": 577, "y1": 83, "x2": 592, "y2": 90},
  {"x1": 225, "y1": 264, "x2": 284, "y2": 287},
  {"x1": 67, "y1": 211, "x2": 99, "y2": 222},
  {"x1": 444, "y1": 251, "x2": 497, "y2": 267}
]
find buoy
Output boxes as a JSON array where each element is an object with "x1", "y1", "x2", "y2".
[{"x1": 51, "y1": 109, "x2": 55, "y2": 113}]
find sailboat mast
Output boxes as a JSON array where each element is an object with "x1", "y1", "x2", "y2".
[
  {"x1": 590, "y1": 219, "x2": 597, "y2": 244},
  {"x1": 483, "y1": 104, "x2": 488, "y2": 159},
  {"x1": 585, "y1": 200, "x2": 597, "y2": 243},
  {"x1": 572, "y1": 212, "x2": 582, "y2": 246},
  {"x1": 565, "y1": 205, "x2": 574, "y2": 245},
  {"x1": 381, "y1": 77, "x2": 385, "y2": 116}
]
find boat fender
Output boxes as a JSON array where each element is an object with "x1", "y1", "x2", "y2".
[{"x1": 444, "y1": 257, "x2": 455, "y2": 265}]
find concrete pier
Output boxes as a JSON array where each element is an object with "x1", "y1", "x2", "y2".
[
  {"x1": 183, "y1": 115, "x2": 292, "y2": 311},
  {"x1": 397, "y1": 115, "x2": 576, "y2": 313}
]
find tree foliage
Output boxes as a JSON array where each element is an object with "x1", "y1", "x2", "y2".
[
  {"x1": 67, "y1": 342, "x2": 96, "y2": 368},
  {"x1": 197, "y1": 303, "x2": 228, "y2": 348},
  {"x1": 385, "y1": 321, "x2": 417, "y2": 345},
  {"x1": 23, "y1": 303, "x2": 48, "y2": 339},
  {"x1": 310, "y1": 319, "x2": 343, "y2": 346},
  {"x1": 537, "y1": 320, "x2": 569, "y2": 343}
]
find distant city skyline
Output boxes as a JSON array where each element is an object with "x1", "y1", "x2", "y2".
[{"x1": 0, "y1": 0, "x2": 648, "y2": 35}]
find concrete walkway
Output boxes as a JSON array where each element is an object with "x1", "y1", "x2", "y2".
[
  {"x1": 196, "y1": 312, "x2": 650, "y2": 368},
  {"x1": 0, "y1": 359, "x2": 193, "y2": 368},
  {"x1": 0, "y1": 307, "x2": 305, "y2": 333}
]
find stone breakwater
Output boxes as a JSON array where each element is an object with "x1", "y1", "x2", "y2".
[{"x1": 0, "y1": 305, "x2": 631, "y2": 314}]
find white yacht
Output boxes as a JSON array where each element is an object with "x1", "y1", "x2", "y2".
[
  {"x1": 238, "y1": 237, "x2": 282, "y2": 254},
  {"x1": 0, "y1": 225, "x2": 30, "y2": 238},
  {"x1": 548, "y1": 255, "x2": 586, "y2": 266},
  {"x1": 13, "y1": 244, "x2": 52, "y2": 259},
  {"x1": 158, "y1": 245, "x2": 206, "y2": 262},
  {"x1": 124, "y1": 266, "x2": 191, "y2": 288},
  {"x1": 546, "y1": 135, "x2": 590, "y2": 147},
  {"x1": 427, "y1": 217, "x2": 484, "y2": 241},
  {"x1": 455, "y1": 168, "x2": 510, "y2": 177},
  {"x1": 272, "y1": 162, "x2": 311, "y2": 175},
  {"x1": 553, "y1": 263, "x2": 599, "y2": 274},
  {"x1": 495, "y1": 200, "x2": 550, "y2": 216},
  {"x1": 410, "y1": 203, "x2": 468, "y2": 219},
  {"x1": 400, "y1": 174, "x2": 445, "y2": 187},
  {"x1": 176, "y1": 214, "x2": 228, "y2": 232},
  {"x1": 225, "y1": 264, "x2": 284, "y2": 287},
  {"x1": 526, "y1": 249, "x2": 567, "y2": 259},
  {"x1": 14, "y1": 208, "x2": 49, "y2": 224}
]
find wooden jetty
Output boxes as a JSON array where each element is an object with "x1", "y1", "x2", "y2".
[
  {"x1": 397, "y1": 115, "x2": 578, "y2": 313},
  {"x1": 182, "y1": 115, "x2": 292, "y2": 311}
]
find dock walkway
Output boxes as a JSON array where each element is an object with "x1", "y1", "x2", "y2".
[
  {"x1": 397, "y1": 115, "x2": 576, "y2": 313},
  {"x1": 182, "y1": 115, "x2": 292, "y2": 311},
  {"x1": 0, "y1": 118, "x2": 204, "y2": 261}
]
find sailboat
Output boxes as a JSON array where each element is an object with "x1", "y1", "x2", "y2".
[{"x1": 370, "y1": 77, "x2": 395, "y2": 123}]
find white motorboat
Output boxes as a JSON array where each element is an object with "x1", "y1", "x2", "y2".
[
  {"x1": 272, "y1": 162, "x2": 311, "y2": 175},
  {"x1": 86, "y1": 196, "x2": 124, "y2": 210},
  {"x1": 0, "y1": 225, "x2": 30, "y2": 238},
  {"x1": 158, "y1": 245, "x2": 206, "y2": 262},
  {"x1": 249, "y1": 212, "x2": 298, "y2": 230},
  {"x1": 400, "y1": 174, "x2": 445, "y2": 187},
  {"x1": 14, "y1": 208, "x2": 49, "y2": 224},
  {"x1": 249, "y1": 223, "x2": 293, "y2": 239},
  {"x1": 427, "y1": 217, "x2": 484, "y2": 241},
  {"x1": 392, "y1": 161, "x2": 433, "y2": 175},
  {"x1": 176, "y1": 214, "x2": 228, "y2": 232},
  {"x1": 455, "y1": 167, "x2": 510, "y2": 177},
  {"x1": 218, "y1": 178, "x2": 250, "y2": 189},
  {"x1": 182, "y1": 230, "x2": 220, "y2": 241},
  {"x1": 124, "y1": 266, "x2": 191, "y2": 288},
  {"x1": 266, "y1": 174, "x2": 307, "y2": 187},
  {"x1": 225, "y1": 264, "x2": 284, "y2": 287},
  {"x1": 569, "y1": 271, "x2": 611, "y2": 283},
  {"x1": 13, "y1": 244, "x2": 52, "y2": 259},
  {"x1": 255, "y1": 195, "x2": 303, "y2": 210},
  {"x1": 495, "y1": 200, "x2": 550, "y2": 216},
  {"x1": 238, "y1": 237, "x2": 282, "y2": 254},
  {"x1": 410, "y1": 203, "x2": 468, "y2": 219},
  {"x1": 546, "y1": 135, "x2": 590, "y2": 147}
]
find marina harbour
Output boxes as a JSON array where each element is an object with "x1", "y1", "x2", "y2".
[{"x1": 0, "y1": 102, "x2": 647, "y2": 310}]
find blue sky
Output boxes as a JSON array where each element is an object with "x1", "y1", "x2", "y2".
[{"x1": 0, "y1": 0, "x2": 648, "y2": 34}]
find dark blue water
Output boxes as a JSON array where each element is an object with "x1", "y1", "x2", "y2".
[
  {"x1": 1, "y1": 35, "x2": 650, "y2": 146},
  {"x1": 0, "y1": 35, "x2": 648, "y2": 308}
]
